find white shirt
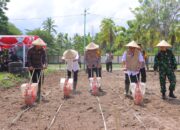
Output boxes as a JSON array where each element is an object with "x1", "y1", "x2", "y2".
[
  {"x1": 122, "y1": 51, "x2": 144, "y2": 75},
  {"x1": 66, "y1": 54, "x2": 79, "y2": 71}
]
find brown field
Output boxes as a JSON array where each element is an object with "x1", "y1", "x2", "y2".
[{"x1": 0, "y1": 70, "x2": 180, "y2": 130}]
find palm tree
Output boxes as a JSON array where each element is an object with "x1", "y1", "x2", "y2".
[
  {"x1": 99, "y1": 18, "x2": 116, "y2": 50},
  {"x1": 42, "y1": 17, "x2": 57, "y2": 35}
]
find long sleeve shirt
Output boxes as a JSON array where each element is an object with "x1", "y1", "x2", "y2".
[
  {"x1": 27, "y1": 47, "x2": 47, "y2": 68},
  {"x1": 154, "y1": 49, "x2": 177, "y2": 71},
  {"x1": 65, "y1": 54, "x2": 79, "y2": 71}
]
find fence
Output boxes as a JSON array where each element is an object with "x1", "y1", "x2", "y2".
[{"x1": 47, "y1": 55, "x2": 180, "y2": 65}]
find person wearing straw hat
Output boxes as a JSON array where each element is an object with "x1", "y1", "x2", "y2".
[
  {"x1": 62, "y1": 49, "x2": 79, "y2": 93},
  {"x1": 122, "y1": 41, "x2": 144, "y2": 96},
  {"x1": 154, "y1": 40, "x2": 177, "y2": 99},
  {"x1": 27, "y1": 38, "x2": 47, "y2": 102},
  {"x1": 85, "y1": 42, "x2": 103, "y2": 91}
]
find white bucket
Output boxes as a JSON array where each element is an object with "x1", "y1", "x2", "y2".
[
  {"x1": 89, "y1": 77, "x2": 101, "y2": 89},
  {"x1": 130, "y1": 82, "x2": 146, "y2": 98}
]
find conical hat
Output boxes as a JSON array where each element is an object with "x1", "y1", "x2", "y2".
[
  {"x1": 85, "y1": 42, "x2": 99, "y2": 50},
  {"x1": 156, "y1": 40, "x2": 172, "y2": 47},
  {"x1": 62, "y1": 49, "x2": 78, "y2": 60},
  {"x1": 125, "y1": 41, "x2": 140, "y2": 48},
  {"x1": 32, "y1": 38, "x2": 46, "y2": 46}
]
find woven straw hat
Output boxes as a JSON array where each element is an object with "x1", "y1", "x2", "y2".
[
  {"x1": 156, "y1": 40, "x2": 172, "y2": 47},
  {"x1": 125, "y1": 41, "x2": 140, "y2": 48},
  {"x1": 85, "y1": 42, "x2": 99, "y2": 50},
  {"x1": 62, "y1": 49, "x2": 78, "y2": 60},
  {"x1": 32, "y1": 38, "x2": 46, "y2": 46}
]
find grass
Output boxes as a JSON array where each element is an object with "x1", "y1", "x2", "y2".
[
  {"x1": 0, "y1": 65, "x2": 59, "y2": 89},
  {"x1": 0, "y1": 63, "x2": 179, "y2": 89},
  {"x1": 0, "y1": 73, "x2": 27, "y2": 89}
]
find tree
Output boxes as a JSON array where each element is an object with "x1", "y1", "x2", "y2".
[
  {"x1": 7, "y1": 22, "x2": 22, "y2": 35},
  {"x1": 132, "y1": 0, "x2": 180, "y2": 48},
  {"x1": 26, "y1": 28, "x2": 54, "y2": 54},
  {"x1": 42, "y1": 17, "x2": 57, "y2": 35},
  {"x1": 72, "y1": 33, "x2": 84, "y2": 54},
  {"x1": 0, "y1": 0, "x2": 10, "y2": 34},
  {"x1": 98, "y1": 18, "x2": 116, "y2": 50}
]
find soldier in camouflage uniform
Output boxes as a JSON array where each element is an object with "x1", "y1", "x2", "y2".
[{"x1": 154, "y1": 40, "x2": 177, "y2": 99}]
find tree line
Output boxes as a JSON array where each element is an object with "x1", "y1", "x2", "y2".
[{"x1": 0, "y1": 0, "x2": 179, "y2": 55}]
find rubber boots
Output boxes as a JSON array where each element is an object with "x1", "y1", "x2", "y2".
[
  {"x1": 73, "y1": 81, "x2": 77, "y2": 93},
  {"x1": 162, "y1": 93, "x2": 166, "y2": 100},
  {"x1": 125, "y1": 83, "x2": 129, "y2": 96},
  {"x1": 169, "y1": 90, "x2": 177, "y2": 98}
]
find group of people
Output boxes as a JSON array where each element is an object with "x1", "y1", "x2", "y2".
[
  {"x1": 0, "y1": 49, "x2": 21, "y2": 72},
  {"x1": 27, "y1": 39, "x2": 177, "y2": 103},
  {"x1": 122, "y1": 40, "x2": 177, "y2": 99}
]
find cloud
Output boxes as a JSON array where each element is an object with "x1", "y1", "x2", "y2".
[{"x1": 5, "y1": 0, "x2": 139, "y2": 36}]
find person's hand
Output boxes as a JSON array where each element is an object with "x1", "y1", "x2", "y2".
[{"x1": 29, "y1": 66, "x2": 33, "y2": 71}]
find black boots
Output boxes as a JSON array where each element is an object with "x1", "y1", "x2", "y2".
[
  {"x1": 73, "y1": 82, "x2": 77, "y2": 93},
  {"x1": 169, "y1": 90, "x2": 177, "y2": 98},
  {"x1": 125, "y1": 84, "x2": 129, "y2": 96},
  {"x1": 162, "y1": 90, "x2": 177, "y2": 100},
  {"x1": 162, "y1": 93, "x2": 166, "y2": 100}
]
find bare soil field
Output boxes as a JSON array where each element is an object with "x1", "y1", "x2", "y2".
[{"x1": 0, "y1": 70, "x2": 180, "y2": 130}]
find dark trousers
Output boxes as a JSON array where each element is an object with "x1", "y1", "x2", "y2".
[
  {"x1": 106, "y1": 62, "x2": 112, "y2": 72},
  {"x1": 159, "y1": 70, "x2": 176, "y2": 93},
  {"x1": 87, "y1": 67, "x2": 101, "y2": 78},
  {"x1": 97, "y1": 67, "x2": 102, "y2": 77},
  {"x1": 125, "y1": 73, "x2": 139, "y2": 85},
  {"x1": 124, "y1": 73, "x2": 139, "y2": 94},
  {"x1": 67, "y1": 70, "x2": 78, "y2": 82},
  {"x1": 139, "y1": 67, "x2": 146, "y2": 82},
  {"x1": 30, "y1": 69, "x2": 44, "y2": 99}
]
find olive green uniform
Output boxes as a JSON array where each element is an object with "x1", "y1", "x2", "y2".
[{"x1": 154, "y1": 49, "x2": 177, "y2": 97}]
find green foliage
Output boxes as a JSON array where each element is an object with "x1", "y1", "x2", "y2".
[
  {"x1": 26, "y1": 28, "x2": 54, "y2": 54},
  {"x1": 8, "y1": 0, "x2": 178, "y2": 56},
  {"x1": 114, "y1": 48, "x2": 126, "y2": 55},
  {"x1": 73, "y1": 33, "x2": 84, "y2": 54},
  {"x1": 98, "y1": 18, "x2": 116, "y2": 49},
  {"x1": 7, "y1": 22, "x2": 22, "y2": 35},
  {"x1": 0, "y1": 73, "x2": 26, "y2": 89},
  {"x1": 131, "y1": 0, "x2": 180, "y2": 49},
  {"x1": 0, "y1": 0, "x2": 10, "y2": 34},
  {"x1": 42, "y1": 17, "x2": 57, "y2": 35}
]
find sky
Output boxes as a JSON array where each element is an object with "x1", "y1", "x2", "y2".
[{"x1": 5, "y1": 0, "x2": 140, "y2": 37}]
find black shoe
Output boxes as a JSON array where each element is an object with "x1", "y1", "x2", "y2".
[
  {"x1": 162, "y1": 95, "x2": 167, "y2": 100},
  {"x1": 169, "y1": 91, "x2": 177, "y2": 98},
  {"x1": 162, "y1": 93, "x2": 166, "y2": 100},
  {"x1": 169, "y1": 94, "x2": 177, "y2": 98}
]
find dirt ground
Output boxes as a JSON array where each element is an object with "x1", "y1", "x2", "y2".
[{"x1": 0, "y1": 70, "x2": 180, "y2": 130}]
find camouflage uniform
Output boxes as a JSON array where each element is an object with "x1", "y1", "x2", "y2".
[{"x1": 154, "y1": 49, "x2": 177, "y2": 97}]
